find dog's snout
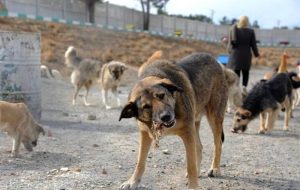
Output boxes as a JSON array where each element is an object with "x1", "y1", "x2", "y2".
[
  {"x1": 32, "y1": 140, "x2": 37, "y2": 146},
  {"x1": 161, "y1": 114, "x2": 171, "y2": 123},
  {"x1": 237, "y1": 118, "x2": 241, "y2": 122}
]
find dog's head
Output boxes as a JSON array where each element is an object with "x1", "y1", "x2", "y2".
[
  {"x1": 64, "y1": 46, "x2": 77, "y2": 58},
  {"x1": 108, "y1": 61, "x2": 127, "y2": 80},
  {"x1": 22, "y1": 123, "x2": 45, "y2": 151},
  {"x1": 231, "y1": 107, "x2": 252, "y2": 133},
  {"x1": 119, "y1": 78, "x2": 183, "y2": 133}
]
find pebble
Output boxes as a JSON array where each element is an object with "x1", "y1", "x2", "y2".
[
  {"x1": 92, "y1": 144, "x2": 99, "y2": 147},
  {"x1": 102, "y1": 167, "x2": 107, "y2": 174},
  {"x1": 60, "y1": 167, "x2": 69, "y2": 172},
  {"x1": 87, "y1": 114, "x2": 97, "y2": 120},
  {"x1": 162, "y1": 149, "x2": 171, "y2": 155}
]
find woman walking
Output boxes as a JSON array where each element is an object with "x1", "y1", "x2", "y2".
[{"x1": 227, "y1": 16, "x2": 260, "y2": 93}]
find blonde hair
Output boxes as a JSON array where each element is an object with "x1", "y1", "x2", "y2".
[{"x1": 237, "y1": 16, "x2": 249, "y2": 28}]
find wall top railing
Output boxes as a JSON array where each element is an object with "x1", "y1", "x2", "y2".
[{"x1": 1, "y1": 0, "x2": 300, "y2": 47}]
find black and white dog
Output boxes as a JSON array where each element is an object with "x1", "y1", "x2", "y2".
[{"x1": 232, "y1": 73, "x2": 293, "y2": 133}]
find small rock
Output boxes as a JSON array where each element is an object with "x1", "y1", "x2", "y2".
[
  {"x1": 87, "y1": 114, "x2": 97, "y2": 120},
  {"x1": 72, "y1": 167, "x2": 81, "y2": 172},
  {"x1": 162, "y1": 149, "x2": 171, "y2": 155},
  {"x1": 102, "y1": 167, "x2": 107, "y2": 174},
  {"x1": 132, "y1": 149, "x2": 135, "y2": 152},
  {"x1": 48, "y1": 169, "x2": 58, "y2": 174},
  {"x1": 60, "y1": 167, "x2": 69, "y2": 172},
  {"x1": 62, "y1": 112, "x2": 69, "y2": 116},
  {"x1": 118, "y1": 165, "x2": 123, "y2": 169},
  {"x1": 254, "y1": 171, "x2": 260, "y2": 175},
  {"x1": 92, "y1": 144, "x2": 99, "y2": 147}
]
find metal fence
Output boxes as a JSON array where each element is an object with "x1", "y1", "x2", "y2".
[{"x1": 1, "y1": 0, "x2": 300, "y2": 47}]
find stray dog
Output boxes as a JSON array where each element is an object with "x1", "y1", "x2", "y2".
[
  {"x1": 40, "y1": 65, "x2": 62, "y2": 80},
  {"x1": 232, "y1": 73, "x2": 292, "y2": 134},
  {"x1": 221, "y1": 65, "x2": 243, "y2": 113},
  {"x1": 119, "y1": 53, "x2": 228, "y2": 189},
  {"x1": 64, "y1": 46, "x2": 103, "y2": 106},
  {"x1": 100, "y1": 61, "x2": 127, "y2": 109},
  {"x1": 0, "y1": 101, "x2": 45, "y2": 157},
  {"x1": 138, "y1": 50, "x2": 163, "y2": 77}
]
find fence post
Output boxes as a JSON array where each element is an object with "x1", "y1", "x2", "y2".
[
  {"x1": 161, "y1": 15, "x2": 163, "y2": 33},
  {"x1": 35, "y1": 0, "x2": 38, "y2": 16},
  {"x1": 62, "y1": 0, "x2": 65, "y2": 19},
  {"x1": 105, "y1": 1, "x2": 109, "y2": 26}
]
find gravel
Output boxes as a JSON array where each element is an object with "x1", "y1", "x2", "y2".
[{"x1": 0, "y1": 67, "x2": 299, "y2": 190}]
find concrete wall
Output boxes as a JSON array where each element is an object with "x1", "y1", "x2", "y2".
[{"x1": 2, "y1": 0, "x2": 300, "y2": 46}]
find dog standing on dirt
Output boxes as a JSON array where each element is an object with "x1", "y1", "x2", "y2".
[
  {"x1": 0, "y1": 101, "x2": 45, "y2": 157},
  {"x1": 119, "y1": 52, "x2": 228, "y2": 189},
  {"x1": 232, "y1": 73, "x2": 292, "y2": 134},
  {"x1": 100, "y1": 61, "x2": 127, "y2": 109},
  {"x1": 220, "y1": 65, "x2": 243, "y2": 113},
  {"x1": 64, "y1": 46, "x2": 103, "y2": 106}
]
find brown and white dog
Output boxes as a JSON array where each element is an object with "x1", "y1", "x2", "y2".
[
  {"x1": 64, "y1": 46, "x2": 103, "y2": 106},
  {"x1": 0, "y1": 101, "x2": 45, "y2": 157},
  {"x1": 100, "y1": 61, "x2": 127, "y2": 109},
  {"x1": 119, "y1": 52, "x2": 228, "y2": 189}
]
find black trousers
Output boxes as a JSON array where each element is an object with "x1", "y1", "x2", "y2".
[{"x1": 234, "y1": 69, "x2": 249, "y2": 87}]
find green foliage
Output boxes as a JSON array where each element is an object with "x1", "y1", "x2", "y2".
[
  {"x1": 170, "y1": 14, "x2": 213, "y2": 23},
  {"x1": 219, "y1": 16, "x2": 236, "y2": 25}
]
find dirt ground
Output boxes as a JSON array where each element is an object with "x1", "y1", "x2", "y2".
[{"x1": 0, "y1": 66, "x2": 299, "y2": 190}]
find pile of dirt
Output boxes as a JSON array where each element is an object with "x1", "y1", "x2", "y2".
[{"x1": 0, "y1": 17, "x2": 299, "y2": 77}]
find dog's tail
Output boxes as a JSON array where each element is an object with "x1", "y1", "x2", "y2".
[
  {"x1": 222, "y1": 67, "x2": 237, "y2": 86},
  {"x1": 64, "y1": 46, "x2": 81, "y2": 69},
  {"x1": 138, "y1": 50, "x2": 163, "y2": 77}
]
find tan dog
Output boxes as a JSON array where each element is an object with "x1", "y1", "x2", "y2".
[
  {"x1": 220, "y1": 65, "x2": 243, "y2": 113},
  {"x1": 119, "y1": 53, "x2": 228, "y2": 189},
  {"x1": 0, "y1": 101, "x2": 45, "y2": 157},
  {"x1": 64, "y1": 46, "x2": 103, "y2": 106},
  {"x1": 100, "y1": 61, "x2": 127, "y2": 109}
]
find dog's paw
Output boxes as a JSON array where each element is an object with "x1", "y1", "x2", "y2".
[
  {"x1": 207, "y1": 168, "x2": 221, "y2": 177},
  {"x1": 84, "y1": 103, "x2": 91, "y2": 106},
  {"x1": 10, "y1": 151, "x2": 19, "y2": 158},
  {"x1": 283, "y1": 126, "x2": 289, "y2": 131},
  {"x1": 258, "y1": 130, "x2": 265, "y2": 134},
  {"x1": 119, "y1": 180, "x2": 139, "y2": 190},
  {"x1": 105, "y1": 105, "x2": 112, "y2": 110}
]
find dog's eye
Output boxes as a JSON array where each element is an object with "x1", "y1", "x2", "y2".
[
  {"x1": 155, "y1": 93, "x2": 165, "y2": 100},
  {"x1": 241, "y1": 115, "x2": 247, "y2": 120},
  {"x1": 142, "y1": 104, "x2": 151, "y2": 109}
]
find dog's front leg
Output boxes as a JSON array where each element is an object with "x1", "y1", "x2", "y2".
[
  {"x1": 102, "y1": 89, "x2": 111, "y2": 109},
  {"x1": 119, "y1": 131, "x2": 152, "y2": 190},
  {"x1": 11, "y1": 134, "x2": 21, "y2": 157},
  {"x1": 179, "y1": 130, "x2": 199, "y2": 189},
  {"x1": 266, "y1": 108, "x2": 280, "y2": 131},
  {"x1": 112, "y1": 89, "x2": 121, "y2": 107},
  {"x1": 259, "y1": 112, "x2": 267, "y2": 134}
]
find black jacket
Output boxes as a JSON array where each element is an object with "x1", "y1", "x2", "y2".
[{"x1": 227, "y1": 25, "x2": 260, "y2": 70}]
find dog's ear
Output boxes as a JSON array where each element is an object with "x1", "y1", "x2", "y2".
[
  {"x1": 119, "y1": 102, "x2": 138, "y2": 121},
  {"x1": 243, "y1": 110, "x2": 252, "y2": 118},
  {"x1": 37, "y1": 124, "x2": 45, "y2": 136},
  {"x1": 121, "y1": 65, "x2": 127, "y2": 72},
  {"x1": 159, "y1": 82, "x2": 183, "y2": 94}
]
